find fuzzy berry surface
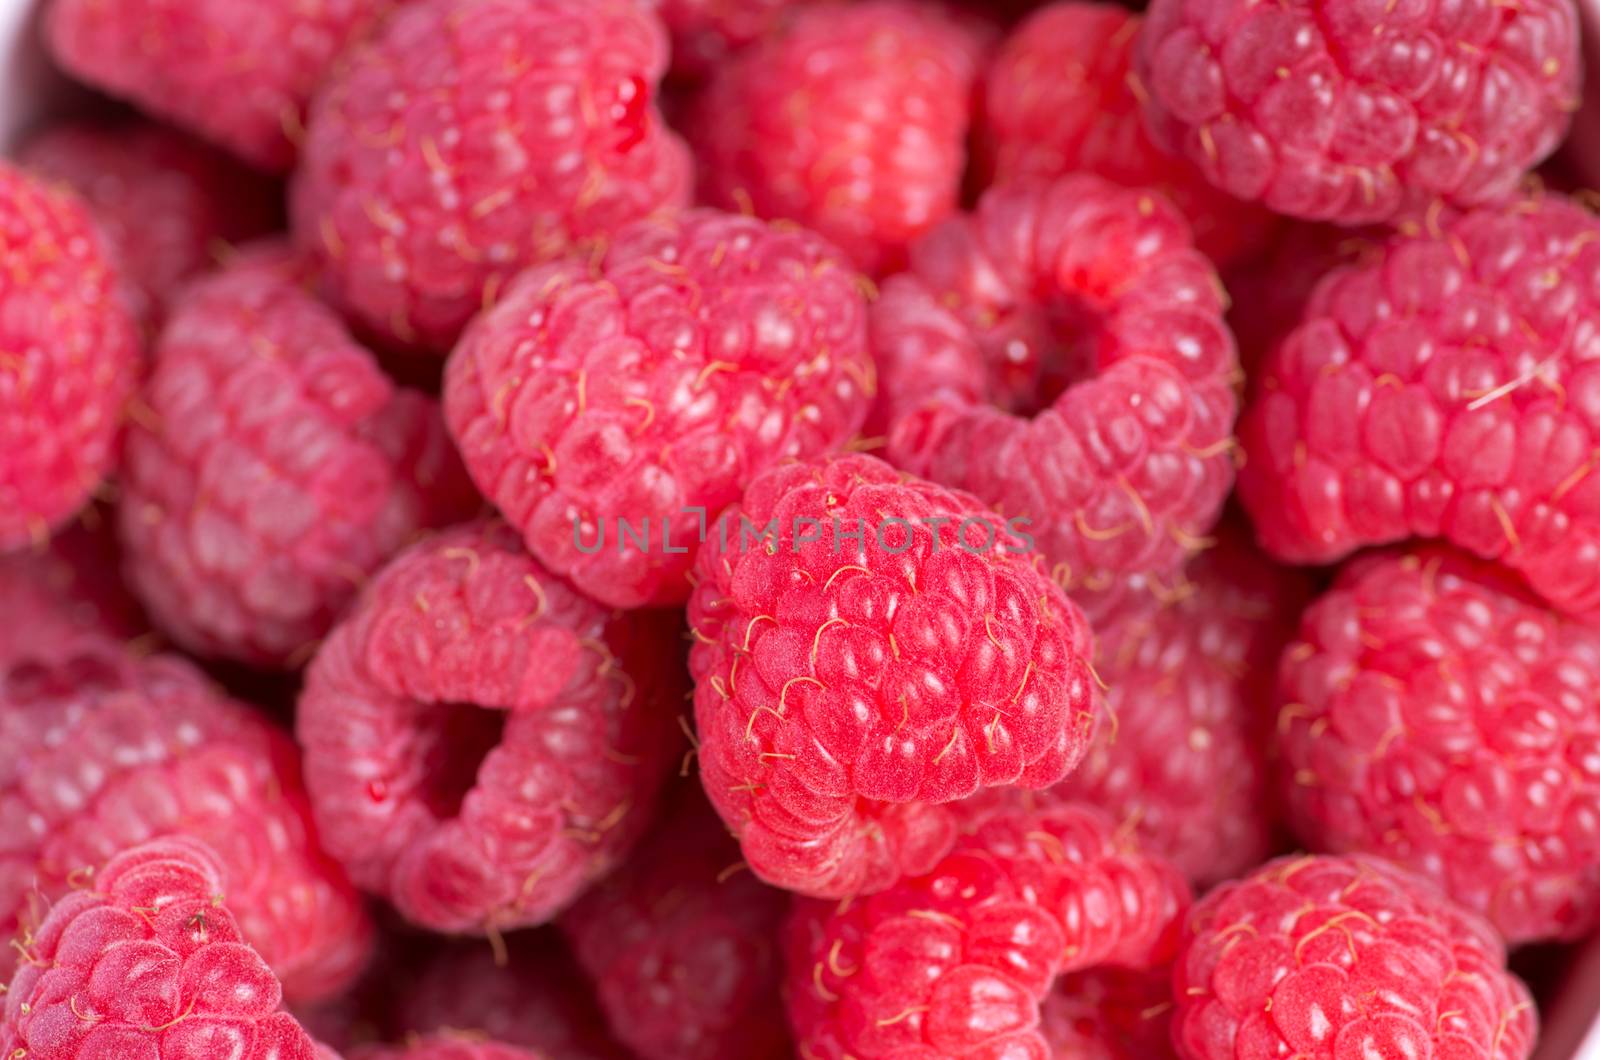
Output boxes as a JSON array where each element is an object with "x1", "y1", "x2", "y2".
[
  {"x1": 0, "y1": 519, "x2": 142, "y2": 667},
  {"x1": 785, "y1": 800, "x2": 1190, "y2": 1059},
  {"x1": 688, "y1": 454, "x2": 1101, "y2": 899},
  {"x1": 353, "y1": 1035, "x2": 542, "y2": 1060},
  {"x1": 1238, "y1": 192, "x2": 1600, "y2": 618},
  {"x1": 292, "y1": 0, "x2": 690, "y2": 353},
  {"x1": 1173, "y1": 854, "x2": 1536, "y2": 1060},
  {"x1": 1134, "y1": 0, "x2": 1579, "y2": 224},
  {"x1": 296, "y1": 520, "x2": 682, "y2": 934},
  {"x1": 690, "y1": 0, "x2": 990, "y2": 275},
  {"x1": 0, "y1": 163, "x2": 140, "y2": 552},
  {"x1": 561, "y1": 787, "x2": 790, "y2": 1060},
  {"x1": 1278, "y1": 547, "x2": 1600, "y2": 944},
  {"x1": 654, "y1": 0, "x2": 838, "y2": 78},
  {"x1": 444, "y1": 209, "x2": 874, "y2": 609},
  {"x1": 0, "y1": 638, "x2": 373, "y2": 1004},
  {"x1": 1040, "y1": 967, "x2": 1178, "y2": 1059},
  {"x1": 118, "y1": 245, "x2": 475, "y2": 667},
  {"x1": 875, "y1": 174, "x2": 1240, "y2": 623},
  {"x1": 977, "y1": 1, "x2": 1277, "y2": 267},
  {"x1": 1, "y1": 836, "x2": 327, "y2": 1060}
]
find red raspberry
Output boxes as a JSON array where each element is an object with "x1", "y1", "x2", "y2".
[
  {"x1": 443, "y1": 209, "x2": 875, "y2": 609},
  {"x1": 0, "y1": 519, "x2": 142, "y2": 666},
  {"x1": 1041, "y1": 967, "x2": 1178, "y2": 1059},
  {"x1": 977, "y1": 1, "x2": 1277, "y2": 267},
  {"x1": 0, "y1": 639, "x2": 374, "y2": 1003},
  {"x1": 785, "y1": 800, "x2": 1190, "y2": 1059},
  {"x1": 1172, "y1": 854, "x2": 1536, "y2": 1060},
  {"x1": 44, "y1": 0, "x2": 397, "y2": 172},
  {"x1": 1237, "y1": 193, "x2": 1600, "y2": 617},
  {"x1": 655, "y1": 0, "x2": 839, "y2": 78},
  {"x1": 687, "y1": 453, "x2": 1101, "y2": 898},
  {"x1": 689, "y1": 1, "x2": 991, "y2": 275},
  {"x1": 1277, "y1": 547, "x2": 1600, "y2": 944},
  {"x1": 561, "y1": 787, "x2": 790, "y2": 1060},
  {"x1": 1, "y1": 836, "x2": 326, "y2": 1060},
  {"x1": 296, "y1": 520, "x2": 682, "y2": 934},
  {"x1": 354, "y1": 1035, "x2": 541, "y2": 1060},
  {"x1": 1134, "y1": 0, "x2": 1579, "y2": 225},
  {"x1": 0, "y1": 163, "x2": 140, "y2": 552},
  {"x1": 18, "y1": 119, "x2": 279, "y2": 329},
  {"x1": 118, "y1": 245, "x2": 475, "y2": 667},
  {"x1": 875, "y1": 175, "x2": 1240, "y2": 623},
  {"x1": 291, "y1": 0, "x2": 691, "y2": 354}
]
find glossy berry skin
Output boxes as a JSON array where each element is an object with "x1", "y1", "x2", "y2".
[
  {"x1": 292, "y1": 0, "x2": 691, "y2": 353},
  {"x1": 561, "y1": 788, "x2": 790, "y2": 1060},
  {"x1": 785, "y1": 801, "x2": 1190, "y2": 1060},
  {"x1": 1278, "y1": 547, "x2": 1600, "y2": 944},
  {"x1": 655, "y1": 0, "x2": 838, "y2": 78},
  {"x1": 977, "y1": 1, "x2": 1276, "y2": 267},
  {"x1": 444, "y1": 209, "x2": 874, "y2": 609},
  {"x1": 1040, "y1": 967, "x2": 1177, "y2": 1059},
  {"x1": 353, "y1": 1035, "x2": 542, "y2": 1060},
  {"x1": 0, "y1": 163, "x2": 140, "y2": 552},
  {"x1": 1172, "y1": 854, "x2": 1536, "y2": 1060},
  {"x1": 875, "y1": 175, "x2": 1240, "y2": 623},
  {"x1": 1134, "y1": 0, "x2": 1579, "y2": 224},
  {"x1": 690, "y1": 1, "x2": 990, "y2": 275},
  {"x1": 1, "y1": 837, "x2": 327, "y2": 1060},
  {"x1": 688, "y1": 453, "x2": 1101, "y2": 899},
  {"x1": 0, "y1": 519, "x2": 142, "y2": 666},
  {"x1": 0, "y1": 639, "x2": 373, "y2": 1004},
  {"x1": 1238, "y1": 193, "x2": 1600, "y2": 618},
  {"x1": 45, "y1": 0, "x2": 398, "y2": 172},
  {"x1": 296, "y1": 520, "x2": 682, "y2": 935},
  {"x1": 118, "y1": 246, "x2": 475, "y2": 667}
]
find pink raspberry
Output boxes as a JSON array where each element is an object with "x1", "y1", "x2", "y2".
[
  {"x1": 1, "y1": 836, "x2": 327, "y2": 1060},
  {"x1": 687, "y1": 453, "x2": 1101, "y2": 898},
  {"x1": 875, "y1": 175, "x2": 1241, "y2": 623},
  {"x1": 354, "y1": 1035, "x2": 542, "y2": 1060},
  {"x1": 689, "y1": 1, "x2": 991, "y2": 275},
  {"x1": 785, "y1": 800, "x2": 1190, "y2": 1059},
  {"x1": 561, "y1": 787, "x2": 790, "y2": 1060},
  {"x1": 291, "y1": 0, "x2": 691, "y2": 353},
  {"x1": 118, "y1": 244, "x2": 476, "y2": 667},
  {"x1": 443, "y1": 209, "x2": 875, "y2": 609},
  {"x1": 0, "y1": 638, "x2": 374, "y2": 1003},
  {"x1": 1041, "y1": 967, "x2": 1177, "y2": 1059},
  {"x1": 0, "y1": 163, "x2": 140, "y2": 552},
  {"x1": 1134, "y1": 0, "x2": 1579, "y2": 224},
  {"x1": 655, "y1": 0, "x2": 839, "y2": 78},
  {"x1": 296, "y1": 520, "x2": 682, "y2": 934},
  {"x1": 977, "y1": 1, "x2": 1277, "y2": 267},
  {"x1": 0, "y1": 519, "x2": 142, "y2": 666},
  {"x1": 18, "y1": 118, "x2": 279, "y2": 329},
  {"x1": 1172, "y1": 854, "x2": 1536, "y2": 1060},
  {"x1": 1278, "y1": 546, "x2": 1600, "y2": 944},
  {"x1": 1237, "y1": 192, "x2": 1600, "y2": 617},
  {"x1": 45, "y1": 0, "x2": 398, "y2": 172}
]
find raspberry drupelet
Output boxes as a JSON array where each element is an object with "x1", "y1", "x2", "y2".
[
  {"x1": 874, "y1": 174, "x2": 1241, "y2": 623},
  {"x1": 1134, "y1": 0, "x2": 1580, "y2": 225},
  {"x1": 443, "y1": 208, "x2": 875, "y2": 609},
  {"x1": 292, "y1": 0, "x2": 691, "y2": 354},
  {"x1": 296, "y1": 520, "x2": 683, "y2": 935},
  {"x1": 687, "y1": 453, "x2": 1101, "y2": 899},
  {"x1": 1172, "y1": 854, "x2": 1537, "y2": 1060}
]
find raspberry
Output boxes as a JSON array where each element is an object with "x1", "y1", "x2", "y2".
[
  {"x1": 18, "y1": 118, "x2": 279, "y2": 329},
  {"x1": 1236, "y1": 192, "x2": 1600, "y2": 617},
  {"x1": 0, "y1": 163, "x2": 140, "y2": 552},
  {"x1": 1134, "y1": 0, "x2": 1580, "y2": 224},
  {"x1": 0, "y1": 519, "x2": 142, "y2": 666},
  {"x1": 1220, "y1": 221, "x2": 1375, "y2": 370},
  {"x1": 291, "y1": 0, "x2": 691, "y2": 354},
  {"x1": 1050, "y1": 528, "x2": 1309, "y2": 886},
  {"x1": 0, "y1": 639, "x2": 374, "y2": 1003},
  {"x1": 117, "y1": 244, "x2": 476, "y2": 667},
  {"x1": 353, "y1": 1035, "x2": 541, "y2": 1060},
  {"x1": 1, "y1": 837, "x2": 325, "y2": 1060},
  {"x1": 296, "y1": 520, "x2": 682, "y2": 934},
  {"x1": 875, "y1": 175, "x2": 1241, "y2": 623},
  {"x1": 655, "y1": 0, "x2": 838, "y2": 78},
  {"x1": 560, "y1": 787, "x2": 790, "y2": 1060},
  {"x1": 1172, "y1": 854, "x2": 1536, "y2": 1060},
  {"x1": 977, "y1": 1, "x2": 1277, "y2": 267},
  {"x1": 1041, "y1": 967, "x2": 1177, "y2": 1059},
  {"x1": 443, "y1": 209, "x2": 875, "y2": 609},
  {"x1": 785, "y1": 800, "x2": 1190, "y2": 1059},
  {"x1": 1277, "y1": 546, "x2": 1600, "y2": 944},
  {"x1": 689, "y1": 1, "x2": 991, "y2": 275},
  {"x1": 687, "y1": 453, "x2": 1101, "y2": 898}
]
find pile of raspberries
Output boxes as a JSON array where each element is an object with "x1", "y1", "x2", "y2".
[{"x1": 5, "y1": 0, "x2": 1600, "y2": 1056}]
